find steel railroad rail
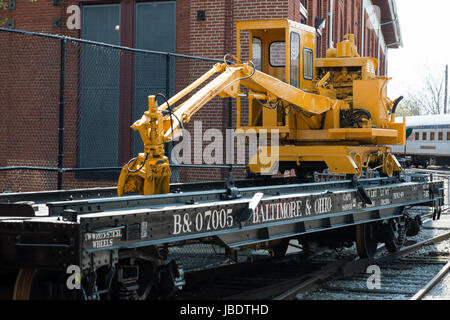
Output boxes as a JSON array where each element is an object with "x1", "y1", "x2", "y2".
[
  {"x1": 173, "y1": 230, "x2": 450, "y2": 300},
  {"x1": 278, "y1": 230, "x2": 450, "y2": 300}
]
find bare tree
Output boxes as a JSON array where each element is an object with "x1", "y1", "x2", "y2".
[
  {"x1": 404, "y1": 69, "x2": 447, "y2": 115},
  {"x1": 395, "y1": 97, "x2": 422, "y2": 117}
]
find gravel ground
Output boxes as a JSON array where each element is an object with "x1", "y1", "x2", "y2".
[
  {"x1": 297, "y1": 211, "x2": 450, "y2": 300},
  {"x1": 297, "y1": 263, "x2": 445, "y2": 300},
  {"x1": 420, "y1": 213, "x2": 450, "y2": 300}
]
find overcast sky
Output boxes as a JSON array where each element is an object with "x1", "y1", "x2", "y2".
[{"x1": 387, "y1": 0, "x2": 450, "y2": 98}]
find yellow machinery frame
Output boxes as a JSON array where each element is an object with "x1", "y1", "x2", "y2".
[{"x1": 118, "y1": 19, "x2": 405, "y2": 196}]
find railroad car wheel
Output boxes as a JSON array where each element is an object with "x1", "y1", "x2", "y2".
[
  {"x1": 384, "y1": 218, "x2": 407, "y2": 253},
  {"x1": 352, "y1": 153, "x2": 363, "y2": 179},
  {"x1": 356, "y1": 223, "x2": 378, "y2": 258},
  {"x1": 379, "y1": 153, "x2": 395, "y2": 177},
  {"x1": 12, "y1": 269, "x2": 36, "y2": 300},
  {"x1": 271, "y1": 239, "x2": 290, "y2": 257},
  {"x1": 13, "y1": 269, "x2": 79, "y2": 300}
]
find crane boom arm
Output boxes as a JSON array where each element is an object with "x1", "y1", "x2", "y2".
[
  {"x1": 149, "y1": 61, "x2": 344, "y2": 143},
  {"x1": 118, "y1": 60, "x2": 349, "y2": 197}
]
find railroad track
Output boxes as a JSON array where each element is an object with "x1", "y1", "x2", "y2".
[
  {"x1": 171, "y1": 249, "x2": 332, "y2": 300},
  {"x1": 411, "y1": 259, "x2": 450, "y2": 300},
  {"x1": 170, "y1": 212, "x2": 450, "y2": 300},
  {"x1": 294, "y1": 218, "x2": 450, "y2": 300}
]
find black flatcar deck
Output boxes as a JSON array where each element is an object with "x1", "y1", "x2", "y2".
[{"x1": 0, "y1": 176, "x2": 444, "y2": 272}]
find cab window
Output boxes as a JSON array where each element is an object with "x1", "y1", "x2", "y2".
[
  {"x1": 290, "y1": 32, "x2": 300, "y2": 88},
  {"x1": 269, "y1": 42, "x2": 285, "y2": 67},
  {"x1": 303, "y1": 48, "x2": 313, "y2": 80},
  {"x1": 252, "y1": 37, "x2": 262, "y2": 71}
]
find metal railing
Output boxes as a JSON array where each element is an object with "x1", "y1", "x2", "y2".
[
  {"x1": 406, "y1": 169, "x2": 450, "y2": 210},
  {"x1": 0, "y1": 27, "x2": 241, "y2": 192}
]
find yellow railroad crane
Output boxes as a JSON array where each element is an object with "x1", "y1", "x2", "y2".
[{"x1": 117, "y1": 19, "x2": 405, "y2": 197}]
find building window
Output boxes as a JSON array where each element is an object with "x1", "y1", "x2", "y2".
[
  {"x1": 415, "y1": 132, "x2": 419, "y2": 140},
  {"x1": 79, "y1": 1, "x2": 176, "y2": 174},
  {"x1": 447, "y1": 132, "x2": 450, "y2": 140},
  {"x1": 300, "y1": 0, "x2": 308, "y2": 11},
  {"x1": 290, "y1": 32, "x2": 300, "y2": 88},
  {"x1": 430, "y1": 132, "x2": 435, "y2": 140},
  {"x1": 438, "y1": 132, "x2": 443, "y2": 140},
  {"x1": 303, "y1": 48, "x2": 313, "y2": 80},
  {"x1": 300, "y1": 0, "x2": 308, "y2": 24},
  {"x1": 269, "y1": 42, "x2": 285, "y2": 67},
  {"x1": 80, "y1": 4, "x2": 121, "y2": 169},
  {"x1": 134, "y1": 2, "x2": 176, "y2": 155},
  {"x1": 252, "y1": 37, "x2": 262, "y2": 71},
  {"x1": 422, "y1": 132, "x2": 427, "y2": 140}
]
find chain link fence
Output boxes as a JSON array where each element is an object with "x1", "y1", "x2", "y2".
[{"x1": 0, "y1": 27, "x2": 243, "y2": 192}]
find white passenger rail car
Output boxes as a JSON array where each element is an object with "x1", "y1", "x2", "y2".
[{"x1": 392, "y1": 115, "x2": 450, "y2": 168}]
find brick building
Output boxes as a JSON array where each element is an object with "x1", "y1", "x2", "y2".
[{"x1": 0, "y1": 0, "x2": 402, "y2": 192}]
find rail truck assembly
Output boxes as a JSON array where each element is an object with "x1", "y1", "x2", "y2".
[{"x1": 0, "y1": 19, "x2": 444, "y2": 300}]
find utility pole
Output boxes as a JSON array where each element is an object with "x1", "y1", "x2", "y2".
[{"x1": 445, "y1": 64, "x2": 448, "y2": 114}]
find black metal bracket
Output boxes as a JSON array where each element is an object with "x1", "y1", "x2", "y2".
[
  {"x1": 221, "y1": 175, "x2": 242, "y2": 200},
  {"x1": 53, "y1": 18, "x2": 63, "y2": 28},
  {"x1": 351, "y1": 176, "x2": 372, "y2": 205},
  {"x1": 221, "y1": 185, "x2": 242, "y2": 200},
  {"x1": 237, "y1": 207, "x2": 253, "y2": 224},
  {"x1": 432, "y1": 205, "x2": 442, "y2": 221},
  {"x1": 7, "y1": 20, "x2": 15, "y2": 29},
  {"x1": 62, "y1": 209, "x2": 78, "y2": 222},
  {"x1": 196, "y1": 10, "x2": 206, "y2": 21}
]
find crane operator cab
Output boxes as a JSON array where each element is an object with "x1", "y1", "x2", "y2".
[
  {"x1": 235, "y1": 19, "x2": 317, "y2": 129},
  {"x1": 237, "y1": 19, "x2": 316, "y2": 91}
]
